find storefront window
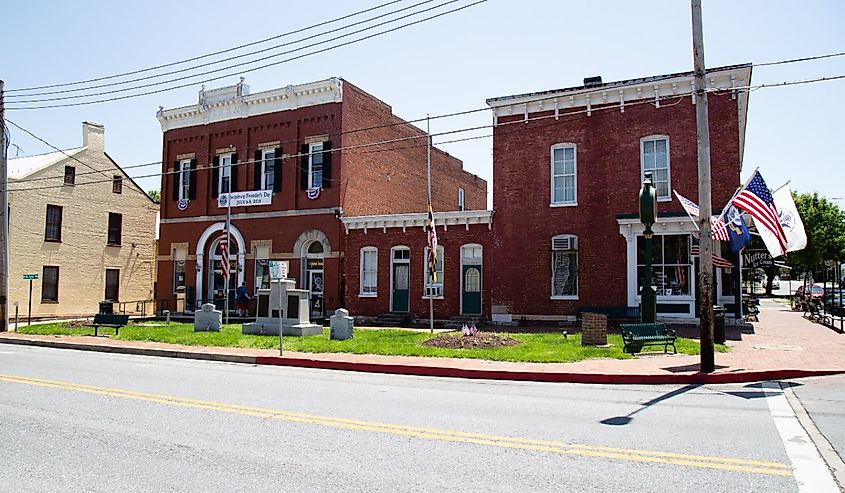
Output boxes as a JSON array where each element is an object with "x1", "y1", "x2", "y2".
[
  {"x1": 637, "y1": 234, "x2": 691, "y2": 296},
  {"x1": 255, "y1": 258, "x2": 270, "y2": 293}
]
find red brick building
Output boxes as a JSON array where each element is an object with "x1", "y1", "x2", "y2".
[
  {"x1": 155, "y1": 78, "x2": 485, "y2": 317},
  {"x1": 486, "y1": 64, "x2": 752, "y2": 322}
]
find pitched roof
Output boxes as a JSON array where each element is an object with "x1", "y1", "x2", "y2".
[{"x1": 7, "y1": 147, "x2": 85, "y2": 180}]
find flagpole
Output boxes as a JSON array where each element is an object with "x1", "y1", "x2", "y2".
[
  {"x1": 225, "y1": 185, "x2": 231, "y2": 325},
  {"x1": 426, "y1": 115, "x2": 434, "y2": 335}
]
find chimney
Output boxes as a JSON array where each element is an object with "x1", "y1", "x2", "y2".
[
  {"x1": 583, "y1": 76, "x2": 603, "y2": 88},
  {"x1": 82, "y1": 121, "x2": 105, "y2": 153}
]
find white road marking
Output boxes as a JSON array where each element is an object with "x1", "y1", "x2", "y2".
[{"x1": 763, "y1": 381, "x2": 839, "y2": 492}]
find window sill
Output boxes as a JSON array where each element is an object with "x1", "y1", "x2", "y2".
[
  {"x1": 550, "y1": 295, "x2": 578, "y2": 301},
  {"x1": 358, "y1": 293, "x2": 378, "y2": 298},
  {"x1": 657, "y1": 196, "x2": 672, "y2": 203},
  {"x1": 44, "y1": 239, "x2": 62, "y2": 243},
  {"x1": 107, "y1": 243, "x2": 122, "y2": 247},
  {"x1": 549, "y1": 202, "x2": 578, "y2": 208},
  {"x1": 41, "y1": 300, "x2": 59, "y2": 304},
  {"x1": 422, "y1": 296, "x2": 445, "y2": 300}
]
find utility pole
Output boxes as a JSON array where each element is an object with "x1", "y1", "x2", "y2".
[
  {"x1": 691, "y1": 0, "x2": 714, "y2": 372},
  {"x1": 0, "y1": 80, "x2": 9, "y2": 332}
]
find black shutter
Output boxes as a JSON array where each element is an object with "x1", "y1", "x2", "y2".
[
  {"x1": 253, "y1": 150, "x2": 262, "y2": 191},
  {"x1": 230, "y1": 154, "x2": 239, "y2": 192},
  {"x1": 322, "y1": 141, "x2": 332, "y2": 189},
  {"x1": 212, "y1": 155, "x2": 220, "y2": 198},
  {"x1": 273, "y1": 147, "x2": 283, "y2": 193},
  {"x1": 171, "y1": 160, "x2": 180, "y2": 201},
  {"x1": 300, "y1": 144, "x2": 309, "y2": 190},
  {"x1": 189, "y1": 159, "x2": 197, "y2": 200}
]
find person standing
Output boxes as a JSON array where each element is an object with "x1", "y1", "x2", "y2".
[{"x1": 235, "y1": 282, "x2": 251, "y2": 317}]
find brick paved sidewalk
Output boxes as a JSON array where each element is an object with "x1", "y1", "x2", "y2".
[{"x1": 1, "y1": 299, "x2": 843, "y2": 384}]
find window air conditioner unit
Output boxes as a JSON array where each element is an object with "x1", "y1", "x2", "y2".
[
  {"x1": 552, "y1": 235, "x2": 577, "y2": 251},
  {"x1": 425, "y1": 285, "x2": 442, "y2": 298}
]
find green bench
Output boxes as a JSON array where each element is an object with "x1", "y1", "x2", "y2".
[
  {"x1": 620, "y1": 322, "x2": 677, "y2": 354},
  {"x1": 86, "y1": 314, "x2": 130, "y2": 336}
]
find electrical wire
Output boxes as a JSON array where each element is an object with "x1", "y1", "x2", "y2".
[
  {"x1": 7, "y1": 0, "x2": 445, "y2": 101},
  {"x1": 754, "y1": 51, "x2": 845, "y2": 67},
  {"x1": 6, "y1": 0, "x2": 487, "y2": 110},
  {"x1": 6, "y1": 0, "x2": 406, "y2": 93}
]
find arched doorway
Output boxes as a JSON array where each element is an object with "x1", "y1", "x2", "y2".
[
  {"x1": 195, "y1": 223, "x2": 245, "y2": 309},
  {"x1": 208, "y1": 234, "x2": 239, "y2": 310}
]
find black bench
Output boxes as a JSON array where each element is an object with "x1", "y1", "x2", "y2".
[
  {"x1": 620, "y1": 322, "x2": 677, "y2": 354},
  {"x1": 85, "y1": 314, "x2": 130, "y2": 336}
]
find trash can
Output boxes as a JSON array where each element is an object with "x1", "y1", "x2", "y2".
[
  {"x1": 713, "y1": 305, "x2": 726, "y2": 344},
  {"x1": 99, "y1": 300, "x2": 114, "y2": 315}
]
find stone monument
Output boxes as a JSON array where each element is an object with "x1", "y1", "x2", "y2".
[
  {"x1": 242, "y1": 279, "x2": 322, "y2": 336},
  {"x1": 330, "y1": 308, "x2": 354, "y2": 340},
  {"x1": 194, "y1": 303, "x2": 222, "y2": 332}
]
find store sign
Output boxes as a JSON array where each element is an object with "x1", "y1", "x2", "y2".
[
  {"x1": 269, "y1": 261, "x2": 289, "y2": 280},
  {"x1": 218, "y1": 190, "x2": 272, "y2": 208},
  {"x1": 307, "y1": 259, "x2": 324, "y2": 270},
  {"x1": 743, "y1": 250, "x2": 774, "y2": 268}
]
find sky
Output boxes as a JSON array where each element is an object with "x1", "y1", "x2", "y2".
[{"x1": 3, "y1": 0, "x2": 844, "y2": 209}]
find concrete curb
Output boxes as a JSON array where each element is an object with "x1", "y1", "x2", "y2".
[{"x1": 2, "y1": 336, "x2": 844, "y2": 385}]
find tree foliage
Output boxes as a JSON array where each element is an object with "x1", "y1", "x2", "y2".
[
  {"x1": 147, "y1": 189, "x2": 161, "y2": 203},
  {"x1": 786, "y1": 192, "x2": 845, "y2": 272}
]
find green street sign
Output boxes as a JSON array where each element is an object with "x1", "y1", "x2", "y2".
[{"x1": 22, "y1": 274, "x2": 38, "y2": 280}]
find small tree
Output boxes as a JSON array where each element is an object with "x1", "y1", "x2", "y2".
[
  {"x1": 147, "y1": 189, "x2": 161, "y2": 203},
  {"x1": 786, "y1": 192, "x2": 845, "y2": 279}
]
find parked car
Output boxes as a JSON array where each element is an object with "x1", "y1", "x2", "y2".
[
  {"x1": 792, "y1": 284, "x2": 824, "y2": 311},
  {"x1": 824, "y1": 290, "x2": 845, "y2": 317}
]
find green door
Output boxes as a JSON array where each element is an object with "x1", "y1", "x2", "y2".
[
  {"x1": 462, "y1": 265, "x2": 482, "y2": 315},
  {"x1": 392, "y1": 263, "x2": 409, "y2": 312}
]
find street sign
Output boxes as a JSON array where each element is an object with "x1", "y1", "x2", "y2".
[
  {"x1": 269, "y1": 260, "x2": 289, "y2": 280},
  {"x1": 217, "y1": 190, "x2": 272, "y2": 208},
  {"x1": 22, "y1": 274, "x2": 38, "y2": 280}
]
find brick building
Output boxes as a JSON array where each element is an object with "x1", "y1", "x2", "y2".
[
  {"x1": 485, "y1": 64, "x2": 752, "y2": 322},
  {"x1": 155, "y1": 78, "x2": 485, "y2": 317}
]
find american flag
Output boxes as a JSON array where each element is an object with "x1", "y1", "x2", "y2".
[
  {"x1": 691, "y1": 238, "x2": 733, "y2": 269},
  {"x1": 219, "y1": 230, "x2": 230, "y2": 280},
  {"x1": 732, "y1": 170, "x2": 787, "y2": 254},
  {"x1": 426, "y1": 203, "x2": 438, "y2": 282},
  {"x1": 674, "y1": 190, "x2": 730, "y2": 241}
]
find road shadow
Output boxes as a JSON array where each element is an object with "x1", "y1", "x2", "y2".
[
  {"x1": 660, "y1": 363, "x2": 730, "y2": 373},
  {"x1": 600, "y1": 384, "x2": 700, "y2": 426}
]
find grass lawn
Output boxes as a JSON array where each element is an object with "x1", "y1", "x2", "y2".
[{"x1": 17, "y1": 322, "x2": 727, "y2": 364}]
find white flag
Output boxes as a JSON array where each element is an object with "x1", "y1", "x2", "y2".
[{"x1": 773, "y1": 186, "x2": 807, "y2": 252}]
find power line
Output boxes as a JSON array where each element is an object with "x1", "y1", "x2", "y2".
[
  {"x1": 4, "y1": 91, "x2": 689, "y2": 193},
  {"x1": 6, "y1": 0, "x2": 406, "y2": 94},
  {"x1": 7, "y1": 0, "x2": 443, "y2": 101},
  {"x1": 754, "y1": 50, "x2": 845, "y2": 67},
  {"x1": 7, "y1": 0, "x2": 486, "y2": 110}
]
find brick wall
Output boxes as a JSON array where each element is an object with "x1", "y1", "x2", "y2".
[
  {"x1": 490, "y1": 92, "x2": 741, "y2": 317},
  {"x1": 340, "y1": 82, "x2": 486, "y2": 216},
  {"x1": 344, "y1": 225, "x2": 492, "y2": 319}
]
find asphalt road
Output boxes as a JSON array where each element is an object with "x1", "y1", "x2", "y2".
[{"x1": 0, "y1": 345, "x2": 840, "y2": 492}]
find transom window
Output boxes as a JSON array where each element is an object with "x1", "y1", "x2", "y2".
[
  {"x1": 423, "y1": 246, "x2": 444, "y2": 299},
  {"x1": 636, "y1": 234, "x2": 691, "y2": 297},
  {"x1": 308, "y1": 142, "x2": 324, "y2": 189},
  {"x1": 261, "y1": 149, "x2": 275, "y2": 191},
  {"x1": 641, "y1": 136, "x2": 670, "y2": 200},
  {"x1": 551, "y1": 144, "x2": 577, "y2": 205},
  {"x1": 393, "y1": 248, "x2": 410, "y2": 262},
  {"x1": 360, "y1": 247, "x2": 378, "y2": 296},
  {"x1": 551, "y1": 234, "x2": 578, "y2": 299},
  {"x1": 218, "y1": 154, "x2": 232, "y2": 194}
]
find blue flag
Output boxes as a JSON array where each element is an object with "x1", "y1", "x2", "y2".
[{"x1": 726, "y1": 205, "x2": 751, "y2": 253}]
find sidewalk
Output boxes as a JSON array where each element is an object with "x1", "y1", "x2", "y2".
[{"x1": 2, "y1": 299, "x2": 844, "y2": 384}]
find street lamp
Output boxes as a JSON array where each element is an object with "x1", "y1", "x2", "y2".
[{"x1": 639, "y1": 172, "x2": 657, "y2": 323}]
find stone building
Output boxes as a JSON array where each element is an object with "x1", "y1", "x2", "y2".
[{"x1": 7, "y1": 122, "x2": 158, "y2": 318}]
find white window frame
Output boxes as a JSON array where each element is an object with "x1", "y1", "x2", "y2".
[
  {"x1": 308, "y1": 142, "x2": 324, "y2": 189},
  {"x1": 550, "y1": 234, "x2": 578, "y2": 300},
  {"x1": 423, "y1": 245, "x2": 444, "y2": 299},
  {"x1": 260, "y1": 149, "x2": 275, "y2": 191},
  {"x1": 218, "y1": 153, "x2": 233, "y2": 195},
  {"x1": 550, "y1": 143, "x2": 577, "y2": 207},
  {"x1": 359, "y1": 247, "x2": 378, "y2": 297},
  {"x1": 458, "y1": 188, "x2": 465, "y2": 211},
  {"x1": 640, "y1": 135, "x2": 671, "y2": 202},
  {"x1": 178, "y1": 159, "x2": 191, "y2": 201}
]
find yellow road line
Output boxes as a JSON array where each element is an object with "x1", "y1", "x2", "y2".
[{"x1": 0, "y1": 374, "x2": 792, "y2": 476}]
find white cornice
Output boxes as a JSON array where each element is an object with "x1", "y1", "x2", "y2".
[
  {"x1": 341, "y1": 210, "x2": 494, "y2": 234},
  {"x1": 157, "y1": 78, "x2": 344, "y2": 132}
]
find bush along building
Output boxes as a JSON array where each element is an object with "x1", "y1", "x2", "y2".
[
  {"x1": 155, "y1": 78, "x2": 486, "y2": 318},
  {"x1": 486, "y1": 63, "x2": 752, "y2": 322}
]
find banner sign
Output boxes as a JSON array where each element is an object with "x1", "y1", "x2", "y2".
[
  {"x1": 269, "y1": 261, "x2": 289, "y2": 280},
  {"x1": 743, "y1": 250, "x2": 774, "y2": 269},
  {"x1": 218, "y1": 190, "x2": 272, "y2": 208}
]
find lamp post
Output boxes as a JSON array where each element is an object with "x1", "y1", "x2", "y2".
[{"x1": 639, "y1": 173, "x2": 657, "y2": 323}]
